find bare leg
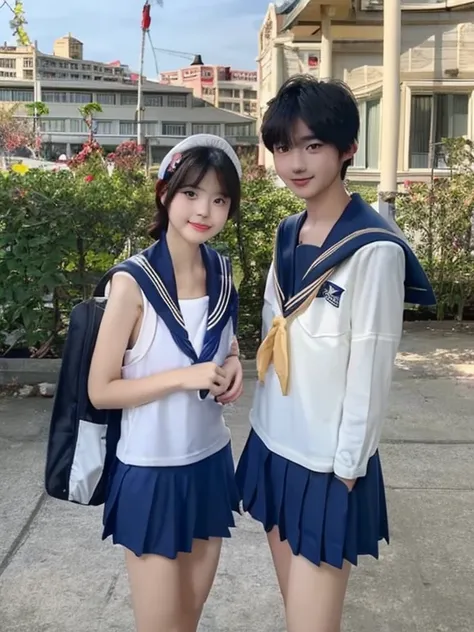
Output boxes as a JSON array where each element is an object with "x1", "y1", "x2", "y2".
[
  {"x1": 178, "y1": 537, "x2": 223, "y2": 632},
  {"x1": 286, "y1": 555, "x2": 351, "y2": 632},
  {"x1": 125, "y1": 548, "x2": 182, "y2": 632},
  {"x1": 267, "y1": 527, "x2": 292, "y2": 604}
]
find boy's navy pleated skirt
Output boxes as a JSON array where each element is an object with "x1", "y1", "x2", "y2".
[
  {"x1": 235, "y1": 430, "x2": 389, "y2": 569},
  {"x1": 102, "y1": 442, "x2": 239, "y2": 559}
]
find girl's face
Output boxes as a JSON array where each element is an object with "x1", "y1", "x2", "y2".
[{"x1": 166, "y1": 168, "x2": 232, "y2": 245}]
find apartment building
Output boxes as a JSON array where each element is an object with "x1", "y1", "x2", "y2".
[
  {"x1": 160, "y1": 63, "x2": 258, "y2": 117},
  {"x1": 0, "y1": 38, "x2": 133, "y2": 84},
  {"x1": 258, "y1": 0, "x2": 474, "y2": 184}
]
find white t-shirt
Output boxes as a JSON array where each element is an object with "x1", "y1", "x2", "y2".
[
  {"x1": 108, "y1": 273, "x2": 233, "y2": 467},
  {"x1": 250, "y1": 241, "x2": 406, "y2": 479}
]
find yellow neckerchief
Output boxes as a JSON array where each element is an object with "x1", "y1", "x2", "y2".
[{"x1": 256, "y1": 225, "x2": 409, "y2": 396}]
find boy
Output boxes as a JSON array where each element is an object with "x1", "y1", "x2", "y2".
[{"x1": 236, "y1": 75, "x2": 435, "y2": 632}]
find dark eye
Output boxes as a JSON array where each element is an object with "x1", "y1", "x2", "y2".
[
  {"x1": 307, "y1": 143, "x2": 323, "y2": 151},
  {"x1": 274, "y1": 144, "x2": 289, "y2": 153},
  {"x1": 214, "y1": 197, "x2": 227, "y2": 205},
  {"x1": 183, "y1": 190, "x2": 197, "y2": 199}
]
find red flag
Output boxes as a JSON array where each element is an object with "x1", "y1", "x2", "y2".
[{"x1": 142, "y1": 3, "x2": 151, "y2": 30}]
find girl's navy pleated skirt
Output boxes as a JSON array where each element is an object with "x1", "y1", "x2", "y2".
[
  {"x1": 235, "y1": 430, "x2": 389, "y2": 570},
  {"x1": 102, "y1": 442, "x2": 240, "y2": 559}
]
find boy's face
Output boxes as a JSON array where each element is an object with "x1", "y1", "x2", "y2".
[{"x1": 272, "y1": 119, "x2": 355, "y2": 201}]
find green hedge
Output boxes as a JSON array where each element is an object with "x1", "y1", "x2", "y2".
[{"x1": 1, "y1": 141, "x2": 472, "y2": 358}]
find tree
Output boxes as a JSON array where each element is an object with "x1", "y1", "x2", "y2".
[
  {"x1": 397, "y1": 138, "x2": 474, "y2": 321},
  {"x1": 0, "y1": 105, "x2": 36, "y2": 169},
  {"x1": 78, "y1": 102, "x2": 103, "y2": 141},
  {"x1": 8, "y1": 1, "x2": 30, "y2": 46},
  {"x1": 24, "y1": 102, "x2": 50, "y2": 147}
]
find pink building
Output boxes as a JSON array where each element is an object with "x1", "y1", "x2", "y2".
[{"x1": 160, "y1": 61, "x2": 257, "y2": 117}]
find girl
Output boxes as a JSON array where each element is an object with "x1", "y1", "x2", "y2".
[
  {"x1": 236, "y1": 76, "x2": 435, "y2": 632},
  {"x1": 88, "y1": 134, "x2": 244, "y2": 632}
]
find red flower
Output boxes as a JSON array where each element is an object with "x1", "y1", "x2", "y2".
[{"x1": 84, "y1": 174, "x2": 94, "y2": 182}]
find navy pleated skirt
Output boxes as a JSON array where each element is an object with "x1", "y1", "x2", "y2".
[
  {"x1": 102, "y1": 442, "x2": 240, "y2": 559},
  {"x1": 235, "y1": 430, "x2": 389, "y2": 569}
]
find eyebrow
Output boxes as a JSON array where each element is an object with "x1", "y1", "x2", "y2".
[
  {"x1": 182, "y1": 184, "x2": 228, "y2": 196},
  {"x1": 299, "y1": 135, "x2": 320, "y2": 142}
]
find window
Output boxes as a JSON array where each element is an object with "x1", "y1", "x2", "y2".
[
  {"x1": 43, "y1": 91, "x2": 92, "y2": 104},
  {"x1": 0, "y1": 58, "x2": 16, "y2": 69},
  {"x1": 192, "y1": 124, "x2": 221, "y2": 135},
  {"x1": 162, "y1": 122, "x2": 186, "y2": 136},
  {"x1": 142, "y1": 122, "x2": 158, "y2": 136},
  {"x1": 243, "y1": 90, "x2": 257, "y2": 99},
  {"x1": 23, "y1": 58, "x2": 33, "y2": 68},
  {"x1": 409, "y1": 93, "x2": 469, "y2": 168},
  {"x1": 40, "y1": 119, "x2": 66, "y2": 133},
  {"x1": 121, "y1": 93, "x2": 138, "y2": 105},
  {"x1": 219, "y1": 88, "x2": 233, "y2": 98},
  {"x1": 144, "y1": 94, "x2": 163, "y2": 107},
  {"x1": 353, "y1": 99, "x2": 381, "y2": 170},
  {"x1": 70, "y1": 119, "x2": 89, "y2": 133},
  {"x1": 120, "y1": 121, "x2": 137, "y2": 136},
  {"x1": 23, "y1": 69, "x2": 34, "y2": 80},
  {"x1": 225, "y1": 124, "x2": 253, "y2": 137},
  {"x1": 96, "y1": 93, "x2": 116, "y2": 105},
  {"x1": 96, "y1": 121, "x2": 114, "y2": 134},
  {"x1": 12, "y1": 89, "x2": 34, "y2": 102},
  {"x1": 71, "y1": 92, "x2": 92, "y2": 103},
  {"x1": 0, "y1": 89, "x2": 31, "y2": 102},
  {"x1": 167, "y1": 94, "x2": 187, "y2": 107}
]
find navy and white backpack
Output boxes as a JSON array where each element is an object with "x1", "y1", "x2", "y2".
[
  {"x1": 44, "y1": 242, "x2": 237, "y2": 506},
  {"x1": 44, "y1": 270, "x2": 120, "y2": 506}
]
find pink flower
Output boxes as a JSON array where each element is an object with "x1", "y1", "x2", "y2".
[{"x1": 84, "y1": 174, "x2": 94, "y2": 183}]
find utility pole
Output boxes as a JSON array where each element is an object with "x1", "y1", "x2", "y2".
[
  {"x1": 137, "y1": 2, "x2": 151, "y2": 147},
  {"x1": 378, "y1": 0, "x2": 401, "y2": 220}
]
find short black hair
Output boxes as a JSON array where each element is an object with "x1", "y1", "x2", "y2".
[
  {"x1": 261, "y1": 74, "x2": 360, "y2": 179},
  {"x1": 150, "y1": 146, "x2": 240, "y2": 239}
]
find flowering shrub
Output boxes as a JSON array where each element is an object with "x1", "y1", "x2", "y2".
[
  {"x1": 107, "y1": 140, "x2": 145, "y2": 174},
  {"x1": 0, "y1": 105, "x2": 36, "y2": 159},
  {"x1": 67, "y1": 140, "x2": 104, "y2": 171}
]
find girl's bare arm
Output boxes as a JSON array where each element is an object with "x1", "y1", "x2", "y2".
[{"x1": 87, "y1": 274, "x2": 186, "y2": 410}]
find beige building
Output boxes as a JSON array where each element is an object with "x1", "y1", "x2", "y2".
[
  {"x1": 160, "y1": 64, "x2": 258, "y2": 117},
  {"x1": 53, "y1": 34, "x2": 84, "y2": 60},
  {"x1": 0, "y1": 39, "x2": 133, "y2": 84},
  {"x1": 258, "y1": 0, "x2": 474, "y2": 184}
]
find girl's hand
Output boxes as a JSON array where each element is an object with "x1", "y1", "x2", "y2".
[
  {"x1": 216, "y1": 356, "x2": 243, "y2": 405},
  {"x1": 181, "y1": 362, "x2": 228, "y2": 398},
  {"x1": 335, "y1": 476, "x2": 357, "y2": 492}
]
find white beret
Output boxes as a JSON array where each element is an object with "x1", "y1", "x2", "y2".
[{"x1": 158, "y1": 133, "x2": 242, "y2": 180}]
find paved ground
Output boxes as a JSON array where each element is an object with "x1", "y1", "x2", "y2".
[{"x1": 0, "y1": 324, "x2": 473, "y2": 632}]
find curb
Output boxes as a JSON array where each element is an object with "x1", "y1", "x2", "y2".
[{"x1": 0, "y1": 358, "x2": 258, "y2": 389}]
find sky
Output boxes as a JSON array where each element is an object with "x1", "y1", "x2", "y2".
[{"x1": 0, "y1": 0, "x2": 271, "y2": 77}]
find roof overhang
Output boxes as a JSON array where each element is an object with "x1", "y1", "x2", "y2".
[{"x1": 281, "y1": 0, "x2": 353, "y2": 30}]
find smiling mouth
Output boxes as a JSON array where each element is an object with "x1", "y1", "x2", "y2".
[
  {"x1": 189, "y1": 222, "x2": 211, "y2": 232},
  {"x1": 291, "y1": 177, "x2": 313, "y2": 186}
]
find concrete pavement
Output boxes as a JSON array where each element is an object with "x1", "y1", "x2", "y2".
[{"x1": 0, "y1": 324, "x2": 473, "y2": 632}]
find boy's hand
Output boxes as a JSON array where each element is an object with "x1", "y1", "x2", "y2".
[{"x1": 216, "y1": 355, "x2": 243, "y2": 404}]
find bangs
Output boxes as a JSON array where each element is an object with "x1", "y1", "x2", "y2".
[{"x1": 261, "y1": 75, "x2": 359, "y2": 153}]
